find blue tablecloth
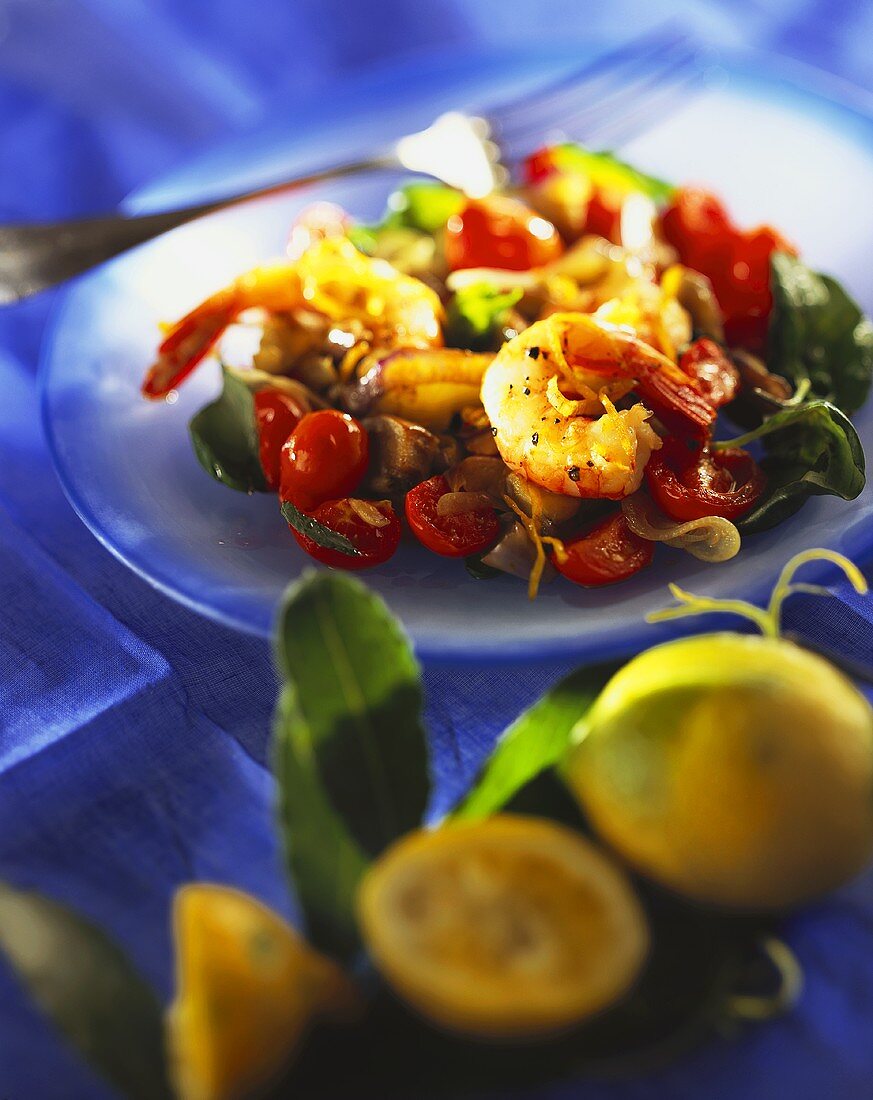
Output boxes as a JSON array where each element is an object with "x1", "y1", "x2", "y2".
[{"x1": 2, "y1": 2, "x2": 873, "y2": 1097}]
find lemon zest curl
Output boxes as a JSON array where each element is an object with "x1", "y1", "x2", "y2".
[{"x1": 647, "y1": 548, "x2": 867, "y2": 637}]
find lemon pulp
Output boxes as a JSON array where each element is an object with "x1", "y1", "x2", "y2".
[
  {"x1": 167, "y1": 884, "x2": 357, "y2": 1100},
  {"x1": 358, "y1": 814, "x2": 649, "y2": 1038}
]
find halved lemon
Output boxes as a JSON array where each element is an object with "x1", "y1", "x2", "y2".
[
  {"x1": 565, "y1": 633, "x2": 873, "y2": 910},
  {"x1": 167, "y1": 884, "x2": 358, "y2": 1100},
  {"x1": 358, "y1": 815, "x2": 649, "y2": 1038}
]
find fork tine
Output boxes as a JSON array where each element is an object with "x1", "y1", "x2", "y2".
[
  {"x1": 490, "y1": 27, "x2": 693, "y2": 140},
  {"x1": 576, "y1": 64, "x2": 706, "y2": 151},
  {"x1": 496, "y1": 41, "x2": 702, "y2": 153},
  {"x1": 503, "y1": 51, "x2": 705, "y2": 158},
  {"x1": 485, "y1": 24, "x2": 686, "y2": 125},
  {"x1": 496, "y1": 42, "x2": 706, "y2": 164}
]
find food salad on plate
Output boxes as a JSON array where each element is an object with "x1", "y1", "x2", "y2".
[{"x1": 143, "y1": 145, "x2": 872, "y2": 596}]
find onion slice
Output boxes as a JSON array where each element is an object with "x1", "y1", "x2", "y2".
[
  {"x1": 436, "y1": 491, "x2": 495, "y2": 517},
  {"x1": 621, "y1": 493, "x2": 740, "y2": 563},
  {"x1": 349, "y1": 499, "x2": 391, "y2": 527}
]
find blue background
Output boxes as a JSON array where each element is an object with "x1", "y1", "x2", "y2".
[{"x1": 2, "y1": 2, "x2": 873, "y2": 1097}]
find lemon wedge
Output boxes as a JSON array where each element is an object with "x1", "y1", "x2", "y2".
[{"x1": 167, "y1": 884, "x2": 358, "y2": 1100}]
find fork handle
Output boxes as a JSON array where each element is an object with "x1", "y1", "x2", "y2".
[{"x1": 0, "y1": 153, "x2": 395, "y2": 305}]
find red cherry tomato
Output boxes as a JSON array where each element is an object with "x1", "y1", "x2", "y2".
[
  {"x1": 678, "y1": 339, "x2": 739, "y2": 409},
  {"x1": 291, "y1": 498, "x2": 400, "y2": 569},
  {"x1": 524, "y1": 146, "x2": 562, "y2": 184},
  {"x1": 444, "y1": 196, "x2": 563, "y2": 272},
  {"x1": 280, "y1": 410, "x2": 369, "y2": 513},
  {"x1": 661, "y1": 187, "x2": 733, "y2": 270},
  {"x1": 721, "y1": 225, "x2": 795, "y2": 348},
  {"x1": 554, "y1": 512, "x2": 654, "y2": 587},
  {"x1": 405, "y1": 475, "x2": 500, "y2": 558},
  {"x1": 254, "y1": 389, "x2": 306, "y2": 490},
  {"x1": 661, "y1": 188, "x2": 796, "y2": 352},
  {"x1": 645, "y1": 439, "x2": 765, "y2": 522},
  {"x1": 582, "y1": 189, "x2": 623, "y2": 244}
]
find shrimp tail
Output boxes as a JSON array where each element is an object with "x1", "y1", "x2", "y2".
[
  {"x1": 141, "y1": 242, "x2": 442, "y2": 400},
  {"x1": 142, "y1": 303, "x2": 233, "y2": 398},
  {"x1": 142, "y1": 263, "x2": 302, "y2": 399}
]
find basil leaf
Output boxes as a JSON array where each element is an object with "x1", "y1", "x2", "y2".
[
  {"x1": 273, "y1": 573, "x2": 430, "y2": 949},
  {"x1": 347, "y1": 224, "x2": 379, "y2": 255},
  {"x1": 545, "y1": 144, "x2": 674, "y2": 203},
  {"x1": 351, "y1": 181, "x2": 464, "y2": 254},
  {"x1": 769, "y1": 251, "x2": 873, "y2": 414},
  {"x1": 0, "y1": 881, "x2": 172, "y2": 1100},
  {"x1": 454, "y1": 663, "x2": 618, "y2": 821},
  {"x1": 273, "y1": 687, "x2": 370, "y2": 960},
  {"x1": 189, "y1": 365, "x2": 269, "y2": 493},
  {"x1": 446, "y1": 283, "x2": 524, "y2": 352},
  {"x1": 723, "y1": 400, "x2": 866, "y2": 534},
  {"x1": 386, "y1": 180, "x2": 465, "y2": 233},
  {"x1": 280, "y1": 500, "x2": 361, "y2": 557}
]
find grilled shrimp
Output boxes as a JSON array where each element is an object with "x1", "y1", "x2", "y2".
[
  {"x1": 481, "y1": 312, "x2": 713, "y2": 499},
  {"x1": 143, "y1": 238, "x2": 443, "y2": 398}
]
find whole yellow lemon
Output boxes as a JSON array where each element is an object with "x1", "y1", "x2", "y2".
[{"x1": 564, "y1": 633, "x2": 873, "y2": 910}]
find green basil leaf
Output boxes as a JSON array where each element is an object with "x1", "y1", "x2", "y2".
[
  {"x1": 189, "y1": 365, "x2": 269, "y2": 493},
  {"x1": 351, "y1": 181, "x2": 464, "y2": 253},
  {"x1": 273, "y1": 687, "x2": 370, "y2": 960},
  {"x1": 446, "y1": 283, "x2": 524, "y2": 352},
  {"x1": 346, "y1": 224, "x2": 379, "y2": 255},
  {"x1": 722, "y1": 400, "x2": 866, "y2": 534},
  {"x1": 454, "y1": 662, "x2": 618, "y2": 821},
  {"x1": 280, "y1": 500, "x2": 361, "y2": 557},
  {"x1": 386, "y1": 180, "x2": 465, "y2": 233},
  {"x1": 0, "y1": 881, "x2": 172, "y2": 1100},
  {"x1": 544, "y1": 144, "x2": 674, "y2": 203},
  {"x1": 768, "y1": 251, "x2": 873, "y2": 414},
  {"x1": 273, "y1": 572, "x2": 430, "y2": 950}
]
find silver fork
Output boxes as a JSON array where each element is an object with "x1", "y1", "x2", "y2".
[{"x1": 0, "y1": 28, "x2": 705, "y2": 305}]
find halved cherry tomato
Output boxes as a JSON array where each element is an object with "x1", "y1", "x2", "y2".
[
  {"x1": 678, "y1": 339, "x2": 739, "y2": 410},
  {"x1": 405, "y1": 475, "x2": 499, "y2": 558},
  {"x1": 280, "y1": 410, "x2": 369, "y2": 513},
  {"x1": 554, "y1": 512, "x2": 654, "y2": 587},
  {"x1": 444, "y1": 196, "x2": 563, "y2": 272},
  {"x1": 254, "y1": 389, "x2": 306, "y2": 490},
  {"x1": 645, "y1": 438, "x2": 765, "y2": 522},
  {"x1": 291, "y1": 498, "x2": 400, "y2": 569},
  {"x1": 661, "y1": 189, "x2": 796, "y2": 352}
]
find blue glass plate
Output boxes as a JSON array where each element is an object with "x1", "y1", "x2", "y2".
[{"x1": 41, "y1": 44, "x2": 873, "y2": 660}]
